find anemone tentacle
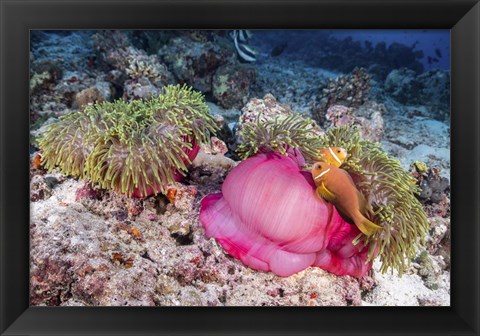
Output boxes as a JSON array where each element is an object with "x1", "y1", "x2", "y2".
[
  {"x1": 39, "y1": 84, "x2": 218, "y2": 197},
  {"x1": 319, "y1": 125, "x2": 428, "y2": 274},
  {"x1": 237, "y1": 113, "x2": 324, "y2": 161}
]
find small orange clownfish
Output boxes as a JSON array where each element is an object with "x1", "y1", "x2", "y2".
[
  {"x1": 311, "y1": 162, "x2": 381, "y2": 236},
  {"x1": 318, "y1": 147, "x2": 348, "y2": 167}
]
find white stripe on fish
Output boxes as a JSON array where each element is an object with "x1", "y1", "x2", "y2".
[
  {"x1": 328, "y1": 147, "x2": 342, "y2": 165},
  {"x1": 314, "y1": 168, "x2": 331, "y2": 180}
]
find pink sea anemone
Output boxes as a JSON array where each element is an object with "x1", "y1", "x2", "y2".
[{"x1": 199, "y1": 150, "x2": 372, "y2": 278}]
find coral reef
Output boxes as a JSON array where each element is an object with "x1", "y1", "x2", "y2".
[
  {"x1": 39, "y1": 85, "x2": 217, "y2": 197},
  {"x1": 325, "y1": 102, "x2": 385, "y2": 142},
  {"x1": 210, "y1": 114, "x2": 236, "y2": 153},
  {"x1": 425, "y1": 216, "x2": 450, "y2": 269},
  {"x1": 72, "y1": 87, "x2": 106, "y2": 110},
  {"x1": 30, "y1": 71, "x2": 53, "y2": 93},
  {"x1": 29, "y1": 30, "x2": 450, "y2": 307},
  {"x1": 92, "y1": 30, "x2": 132, "y2": 69},
  {"x1": 29, "y1": 32, "x2": 119, "y2": 135},
  {"x1": 417, "y1": 70, "x2": 450, "y2": 120},
  {"x1": 159, "y1": 35, "x2": 235, "y2": 93},
  {"x1": 414, "y1": 251, "x2": 444, "y2": 290},
  {"x1": 411, "y1": 163, "x2": 450, "y2": 204},
  {"x1": 124, "y1": 52, "x2": 169, "y2": 81},
  {"x1": 30, "y1": 31, "x2": 93, "y2": 73},
  {"x1": 252, "y1": 59, "x2": 330, "y2": 114},
  {"x1": 123, "y1": 77, "x2": 161, "y2": 100},
  {"x1": 93, "y1": 31, "x2": 175, "y2": 100},
  {"x1": 250, "y1": 31, "x2": 426, "y2": 80},
  {"x1": 384, "y1": 68, "x2": 450, "y2": 121},
  {"x1": 313, "y1": 67, "x2": 371, "y2": 125},
  {"x1": 212, "y1": 64, "x2": 256, "y2": 109},
  {"x1": 207, "y1": 102, "x2": 242, "y2": 125},
  {"x1": 238, "y1": 94, "x2": 293, "y2": 127},
  {"x1": 30, "y1": 174, "x2": 54, "y2": 202},
  {"x1": 384, "y1": 68, "x2": 419, "y2": 104},
  {"x1": 130, "y1": 31, "x2": 174, "y2": 54}
]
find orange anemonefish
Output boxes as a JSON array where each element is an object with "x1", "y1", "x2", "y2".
[
  {"x1": 318, "y1": 147, "x2": 348, "y2": 167},
  {"x1": 311, "y1": 162, "x2": 381, "y2": 236}
]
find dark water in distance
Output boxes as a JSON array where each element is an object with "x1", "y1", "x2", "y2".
[{"x1": 251, "y1": 30, "x2": 450, "y2": 72}]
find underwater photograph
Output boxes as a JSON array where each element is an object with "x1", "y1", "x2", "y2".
[{"x1": 29, "y1": 30, "x2": 450, "y2": 306}]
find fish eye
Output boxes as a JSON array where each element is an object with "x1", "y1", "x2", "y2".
[{"x1": 337, "y1": 150, "x2": 341, "y2": 153}]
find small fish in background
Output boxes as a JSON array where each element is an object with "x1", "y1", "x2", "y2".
[
  {"x1": 270, "y1": 42, "x2": 288, "y2": 57},
  {"x1": 230, "y1": 30, "x2": 257, "y2": 62},
  {"x1": 435, "y1": 48, "x2": 442, "y2": 58},
  {"x1": 428, "y1": 56, "x2": 440, "y2": 65},
  {"x1": 311, "y1": 162, "x2": 381, "y2": 236}
]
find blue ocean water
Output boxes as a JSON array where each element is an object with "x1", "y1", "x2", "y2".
[
  {"x1": 329, "y1": 30, "x2": 449, "y2": 71},
  {"x1": 250, "y1": 30, "x2": 449, "y2": 73}
]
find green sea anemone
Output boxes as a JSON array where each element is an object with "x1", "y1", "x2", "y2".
[
  {"x1": 39, "y1": 84, "x2": 218, "y2": 197},
  {"x1": 236, "y1": 113, "x2": 323, "y2": 161},
  {"x1": 237, "y1": 115, "x2": 428, "y2": 274},
  {"x1": 319, "y1": 125, "x2": 428, "y2": 274}
]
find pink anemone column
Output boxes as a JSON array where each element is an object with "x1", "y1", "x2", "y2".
[{"x1": 199, "y1": 150, "x2": 372, "y2": 278}]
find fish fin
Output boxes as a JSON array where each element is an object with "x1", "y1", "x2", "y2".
[
  {"x1": 354, "y1": 215, "x2": 382, "y2": 236},
  {"x1": 317, "y1": 183, "x2": 336, "y2": 202},
  {"x1": 357, "y1": 191, "x2": 369, "y2": 215}
]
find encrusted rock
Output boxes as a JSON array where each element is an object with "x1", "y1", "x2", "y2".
[
  {"x1": 30, "y1": 174, "x2": 59, "y2": 202},
  {"x1": 93, "y1": 31, "x2": 174, "y2": 92},
  {"x1": 424, "y1": 216, "x2": 450, "y2": 270},
  {"x1": 385, "y1": 68, "x2": 450, "y2": 121},
  {"x1": 384, "y1": 68, "x2": 419, "y2": 104},
  {"x1": 325, "y1": 102, "x2": 385, "y2": 142},
  {"x1": 413, "y1": 251, "x2": 444, "y2": 290},
  {"x1": 73, "y1": 87, "x2": 106, "y2": 110},
  {"x1": 212, "y1": 64, "x2": 256, "y2": 109},
  {"x1": 313, "y1": 67, "x2": 371, "y2": 125},
  {"x1": 417, "y1": 70, "x2": 450, "y2": 121},
  {"x1": 237, "y1": 93, "x2": 293, "y2": 135},
  {"x1": 412, "y1": 165, "x2": 450, "y2": 204},
  {"x1": 30, "y1": 257, "x2": 73, "y2": 305},
  {"x1": 123, "y1": 77, "x2": 160, "y2": 100},
  {"x1": 192, "y1": 138, "x2": 237, "y2": 171},
  {"x1": 159, "y1": 35, "x2": 235, "y2": 93}
]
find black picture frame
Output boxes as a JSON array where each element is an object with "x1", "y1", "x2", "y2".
[{"x1": 1, "y1": 0, "x2": 479, "y2": 335}]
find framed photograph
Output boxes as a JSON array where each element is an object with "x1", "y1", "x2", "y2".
[{"x1": 1, "y1": 0, "x2": 479, "y2": 335}]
